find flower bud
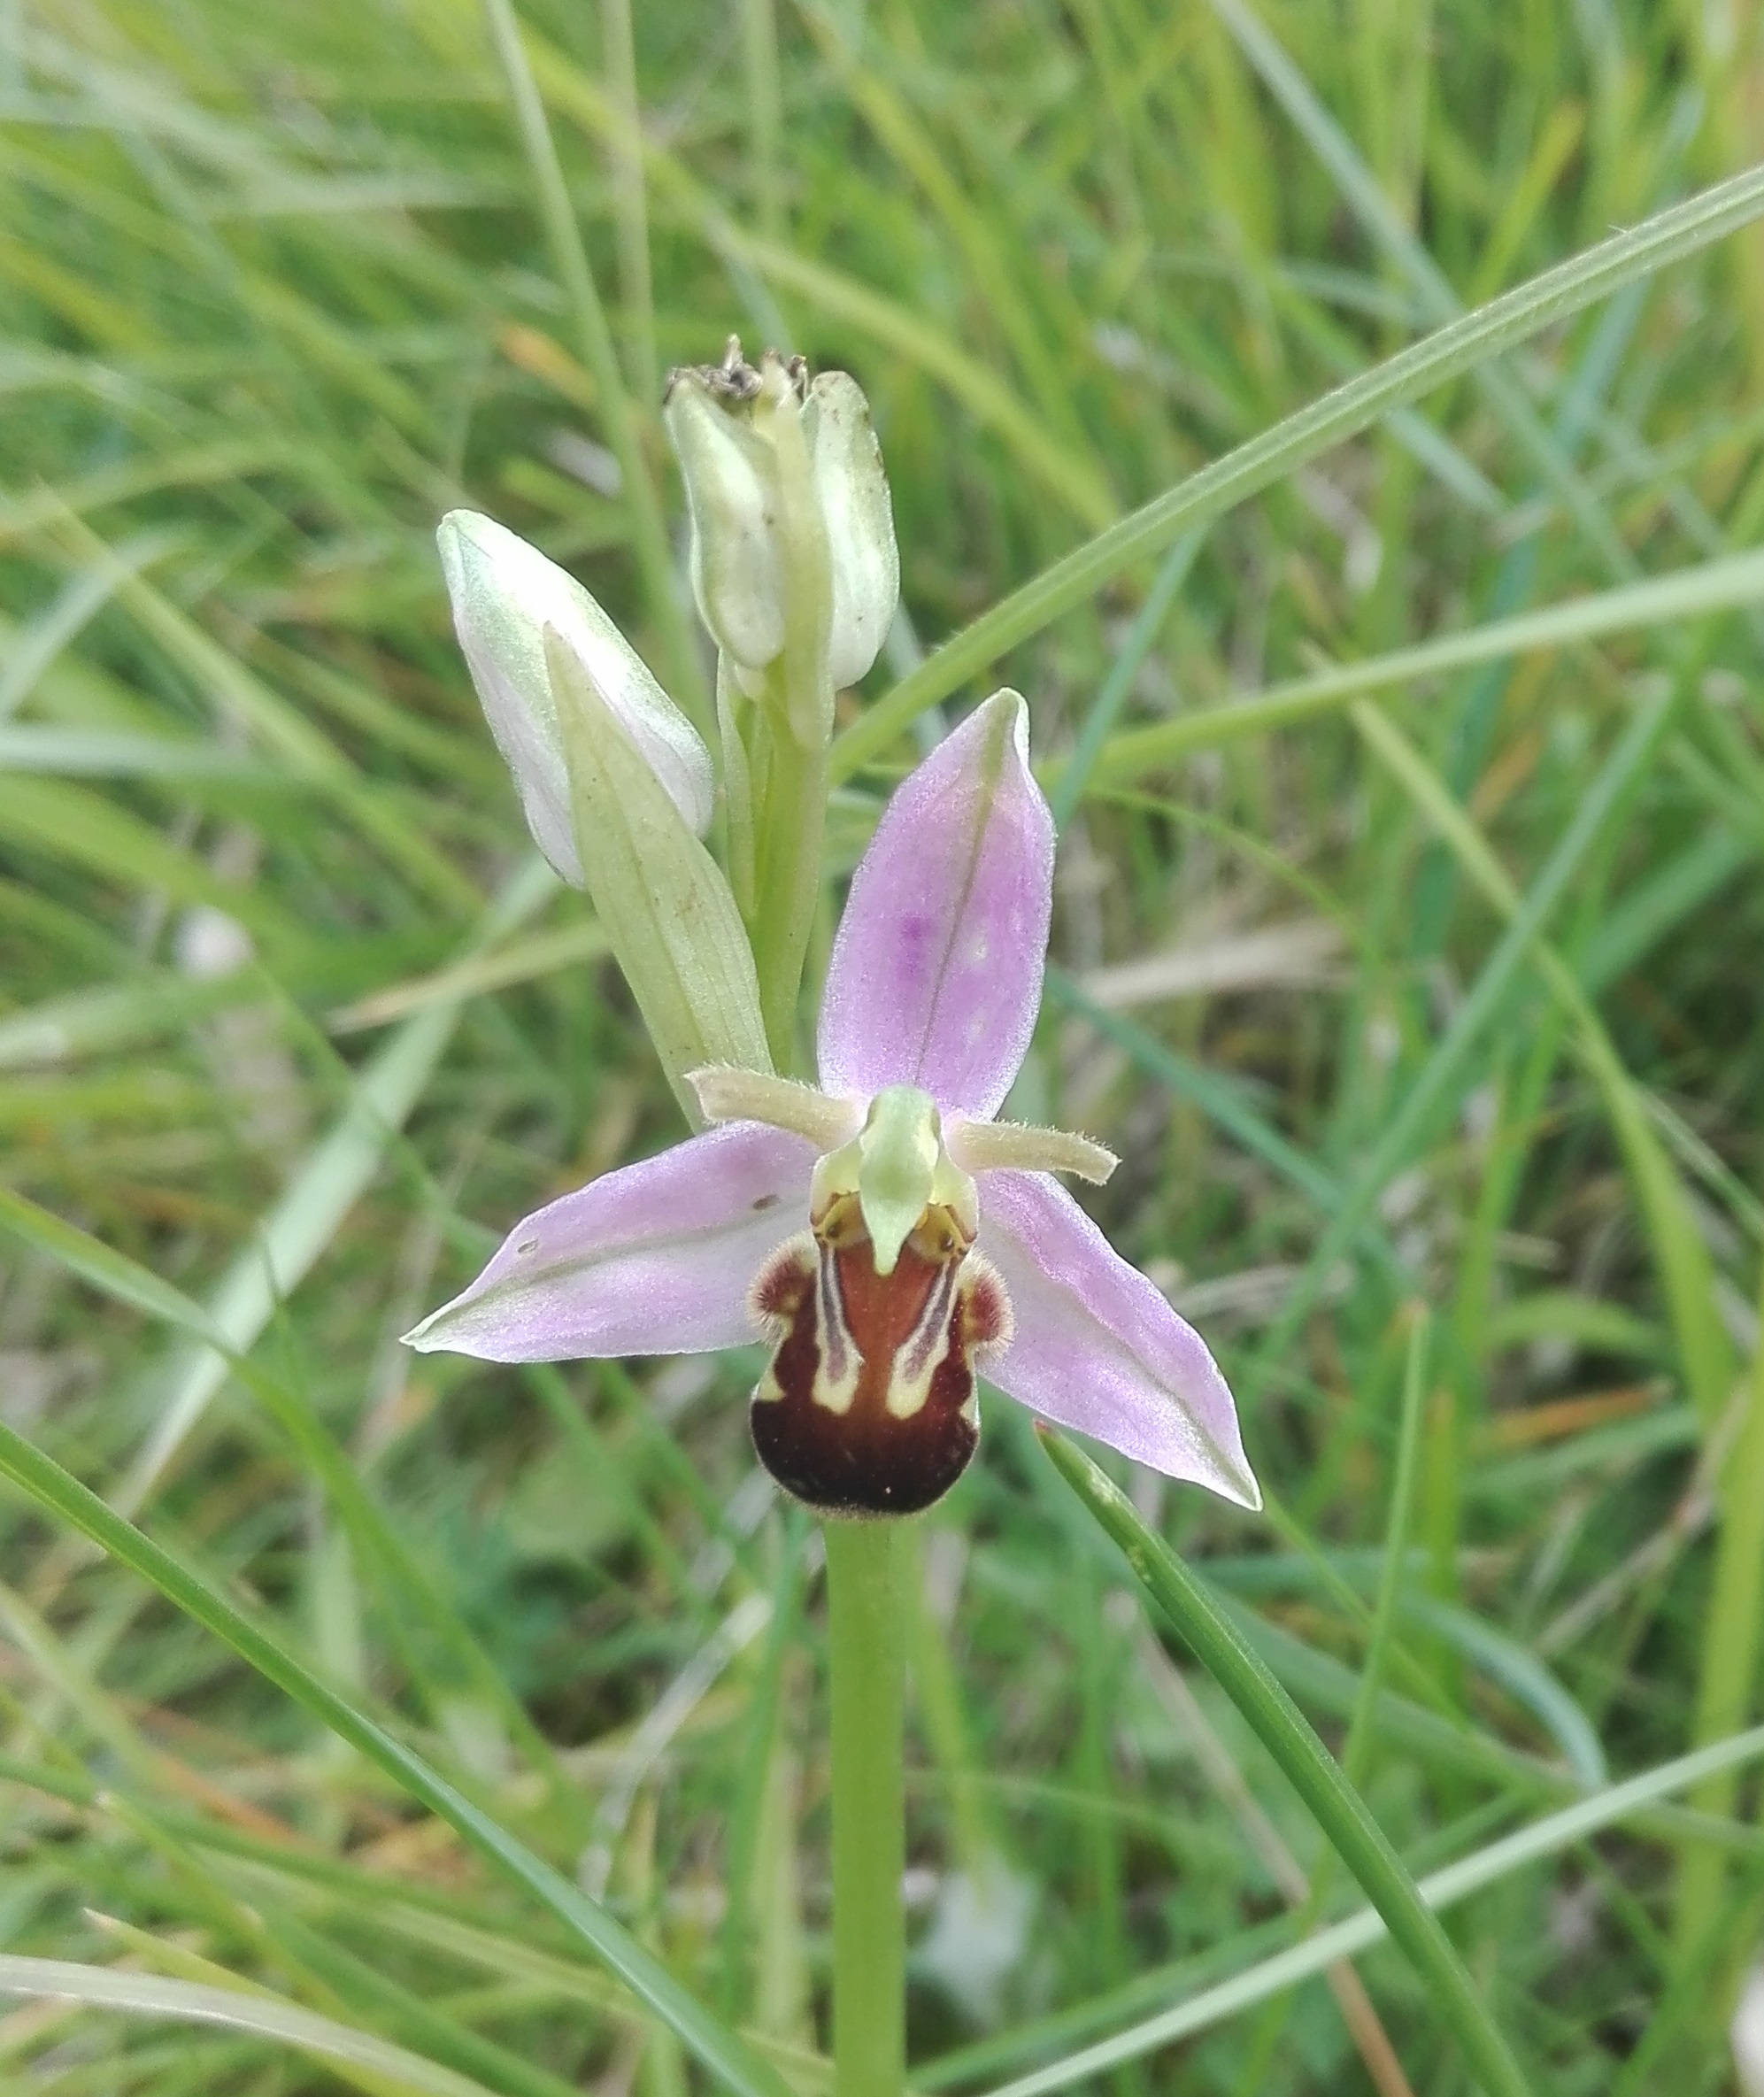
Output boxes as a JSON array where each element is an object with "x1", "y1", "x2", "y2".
[
  {"x1": 805, "y1": 370, "x2": 900, "y2": 690},
  {"x1": 437, "y1": 511, "x2": 714, "y2": 885},
  {"x1": 664, "y1": 340, "x2": 898, "y2": 696},
  {"x1": 660, "y1": 377, "x2": 784, "y2": 681}
]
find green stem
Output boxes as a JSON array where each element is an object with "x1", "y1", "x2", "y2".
[
  {"x1": 823, "y1": 1519, "x2": 907, "y2": 2097},
  {"x1": 751, "y1": 716, "x2": 828, "y2": 1066}
]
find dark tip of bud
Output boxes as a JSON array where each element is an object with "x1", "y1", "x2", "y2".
[{"x1": 662, "y1": 335, "x2": 809, "y2": 408}]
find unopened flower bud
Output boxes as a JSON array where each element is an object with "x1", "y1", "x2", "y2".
[
  {"x1": 659, "y1": 375, "x2": 784, "y2": 681},
  {"x1": 664, "y1": 339, "x2": 898, "y2": 697},
  {"x1": 437, "y1": 511, "x2": 714, "y2": 884},
  {"x1": 806, "y1": 370, "x2": 901, "y2": 690}
]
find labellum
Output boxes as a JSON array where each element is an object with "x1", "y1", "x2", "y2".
[{"x1": 749, "y1": 1188, "x2": 1010, "y2": 1517}]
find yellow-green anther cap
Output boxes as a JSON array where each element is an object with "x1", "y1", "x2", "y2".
[
  {"x1": 437, "y1": 512, "x2": 714, "y2": 884},
  {"x1": 664, "y1": 340, "x2": 898, "y2": 693}
]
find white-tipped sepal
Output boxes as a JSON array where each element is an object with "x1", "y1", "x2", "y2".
[{"x1": 438, "y1": 511, "x2": 713, "y2": 883}]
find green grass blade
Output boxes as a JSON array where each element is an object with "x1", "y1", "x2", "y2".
[
  {"x1": 598, "y1": 0, "x2": 658, "y2": 410},
  {"x1": 1674, "y1": 1264, "x2": 1764, "y2": 1947},
  {"x1": 0, "y1": 1180, "x2": 567, "y2": 1776},
  {"x1": 1231, "y1": 1309, "x2": 1435, "y2": 2081},
  {"x1": 1046, "y1": 532, "x2": 1200, "y2": 830},
  {"x1": 0, "y1": 1953, "x2": 501, "y2": 2097},
  {"x1": 797, "y1": 0, "x2": 1105, "y2": 474},
  {"x1": 496, "y1": 30, "x2": 1120, "y2": 536},
  {"x1": 0, "y1": 775, "x2": 302, "y2": 945},
  {"x1": 1041, "y1": 967, "x2": 1345, "y2": 1214},
  {"x1": 119, "y1": 855, "x2": 555, "y2": 1515},
  {"x1": 476, "y1": 0, "x2": 706, "y2": 733},
  {"x1": 1080, "y1": 544, "x2": 1764, "y2": 785},
  {"x1": 1208, "y1": 0, "x2": 1636, "y2": 581},
  {"x1": 1245, "y1": 677, "x2": 1681, "y2": 1392},
  {"x1": 0, "y1": 726, "x2": 279, "y2": 779},
  {"x1": 1041, "y1": 1429, "x2": 1531, "y2": 2097},
  {"x1": 1398, "y1": 1596, "x2": 1606, "y2": 1786},
  {"x1": 0, "y1": 1418, "x2": 794, "y2": 2097},
  {"x1": 978, "y1": 1713, "x2": 1764, "y2": 2097},
  {"x1": 1348, "y1": 698, "x2": 1736, "y2": 1430},
  {"x1": 831, "y1": 161, "x2": 1764, "y2": 775},
  {"x1": 1344, "y1": 1311, "x2": 1429, "y2": 1788}
]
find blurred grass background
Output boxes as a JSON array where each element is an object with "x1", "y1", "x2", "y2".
[{"x1": 4, "y1": 0, "x2": 1764, "y2": 2090}]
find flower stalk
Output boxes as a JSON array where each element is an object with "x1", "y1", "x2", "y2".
[
  {"x1": 750, "y1": 687, "x2": 828, "y2": 1063},
  {"x1": 750, "y1": 357, "x2": 832, "y2": 1060},
  {"x1": 823, "y1": 1518, "x2": 908, "y2": 2097}
]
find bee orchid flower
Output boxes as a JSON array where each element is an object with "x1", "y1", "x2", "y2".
[{"x1": 406, "y1": 691, "x2": 1259, "y2": 1518}]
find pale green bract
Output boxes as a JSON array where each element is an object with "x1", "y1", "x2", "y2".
[{"x1": 544, "y1": 629, "x2": 772, "y2": 1111}]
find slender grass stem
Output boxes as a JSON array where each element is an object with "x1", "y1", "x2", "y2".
[
  {"x1": 977, "y1": 1716, "x2": 1764, "y2": 2097},
  {"x1": 823, "y1": 1519, "x2": 908, "y2": 2097},
  {"x1": 1237, "y1": 1306, "x2": 1436, "y2": 2089},
  {"x1": 480, "y1": 0, "x2": 706, "y2": 733},
  {"x1": 1075, "y1": 544, "x2": 1764, "y2": 788},
  {"x1": 739, "y1": 0, "x2": 783, "y2": 243},
  {"x1": 1046, "y1": 530, "x2": 1200, "y2": 832},
  {"x1": 1243, "y1": 676, "x2": 1681, "y2": 1401},
  {"x1": 1675, "y1": 1264, "x2": 1764, "y2": 1945},
  {"x1": 1348, "y1": 695, "x2": 1734, "y2": 1430},
  {"x1": 599, "y1": 0, "x2": 658, "y2": 409}
]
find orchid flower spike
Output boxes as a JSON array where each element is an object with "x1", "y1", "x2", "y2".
[{"x1": 407, "y1": 690, "x2": 1259, "y2": 1520}]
